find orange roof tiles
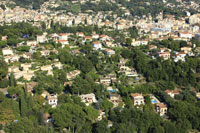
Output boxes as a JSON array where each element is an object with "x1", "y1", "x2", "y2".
[{"x1": 157, "y1": 103, "x2": 167, "y2": 108}]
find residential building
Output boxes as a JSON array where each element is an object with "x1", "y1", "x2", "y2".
[
  {"x1": 178, "y1": 32, "x2": 193, "y2": 39},
  {"x1": 189, "y1": 14, "x2": 200, "y2": 25},
  {"x1": 125, "y1": 69, "x2": 138, "y2": 77},
  {"x1": 97, "y1": 110, "x2": 106, "y2": 121},
  {"x1": 149, "y1": 45, "x2": 157, "y2": 50},
  {"x1": 131, "y1": 93, "x2": 145, "y2": 106},
  {"x1": 92, "y1": 41, "x2": 102, "y2": 50},
  {"x1": 1, "y1": 36, "x2": 7, "y2": 41},
  {"x1": 4, "y1": 55, "x2": 20, "y2": 63},
  {"x1": 100, "y1": 74, "x2": 117, "y2": 85},
  {"x1": 56, "y1": 40, "x2": 69, "y2": 47},
  {"x1": 52, "y1": 62, "x2": 62, "y2": 69},
  {"x1": 26, "y1": 41, "x2": 37, "y2": 46},
  {"x1": 181, "y1": 47, "x2": 192, "y2": 53},
  {"x1": 104, "y1": 49, "x2": 115, "y2": 56},
  {"x1": 84, "y1": 36, "x2": 92, "y2": 41},
  {"x1": 119, "y1": 66, "x2": 131, "y2": 73},
  {"x1": 100, "y1": 77, "x2": 111, "y2": 85},
  {"x1": 92, "y1": 34, "x2": 99, "y2": 39},
  {"x1": 174, "y1": 52, "x2": 186, "y2": 62},
  {"x1": 105, "y1": 41, "x2": 117, "y2": 47},
  {"x1": 37, "y1": 34, "x2": 47, "y2": 43},
  {"x1": 2, "y1": 48, "x2": 14, "y2": 56},
  {"x1": 41, "y1": 65, "x2": 52, "y2": 71},
  {"x1": 8, "y1": 66, "x2": 20, "y2": 73},
  {"x1": 47, "y1": 94, "x2": 58, "y2": 108},
  {"x1": 41, "y1": 90, "x2": 50, "y2": 98},
  {"x1": 100, "y1": 35, "x2": 108, "y2": 41},
  {"x1": 77, "y1": 32, "x2": 84, "y2": 37},
  {"x1": 165, "y1": 89, "x2": 179, "y2": 98},
  {"x1": 41, "y1": 50, "x2": 50, "y2": 56},
  {"x1": 196, "y1": 92, "x2": 200, "y2": 100},
  {"x1": 59, "y1": 33, "x2": 68, "y2": 40},
  {"x1": 108, "y1": 93, "x2": 123, "y2": 107},
  {"x1": 156, "y1": 103, "x2": 167, "y2": 116},
  {"x1": 21, "y1": 63, "x2": 32, "y2": 71},
  {"x1": 158, "y1": 52, "x2": 170, "y2": 60},
  {"x1": 80, "y1": 93, "x2": 97, "y2": 105},
  {"x1": 116, "y1": 24, "x2": 124, "y2": 30},
  {"x1": 23, "y1": 70, "x2": 35, "y2": 81},
  {"x1": 66, "y1": 70, "x2": 81, "y2": 80}
]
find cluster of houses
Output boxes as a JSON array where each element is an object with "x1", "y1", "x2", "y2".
[
  {"x1": 1, "y1": 0, "x2": 200, "y2": 52},
  {"x1": 136, "y1": 12, "x2": 200, "y2": 43},
  {"x1": 35, "y1": 32, "x2": 119, "y2": 57},
  {"x1": 2, "y1": 29, "x2": 121, "y2": 83},
  {"x1": 118, "y1": 58, "x2": 139, "y2": 77},
  {"x1": 77, "y1": 90, "x2": 173, "y2": 117},
  {"x1": 2, "y1": 29, "x2": 199, "y2": 123},
  {"x1": 98, "y1": 74, "x2": 117, "y2": 86},
  {"x1": 0, "y1": 0, "x2": 133, "y2": 30},
  {"x1": 148, "y1": 44, "x2": 195, "y2": 62},
  {"x1": 130, "y1": 93, "x2": 168, "y2": 116},
  {"x1": 7, "y1": 61, "x2": 63, "y2": 81}
]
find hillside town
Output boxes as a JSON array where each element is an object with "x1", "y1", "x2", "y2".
[{"x1": 0, "y1": 0, "x2": 200, "y2": 133}]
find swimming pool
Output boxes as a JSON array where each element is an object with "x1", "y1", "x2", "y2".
[
  {"x1": 108, "y1": 90, "x2": 117, "y2": 93},
  {"x1": 152, "y1": 99, "x2": 157, "y2": 104}
]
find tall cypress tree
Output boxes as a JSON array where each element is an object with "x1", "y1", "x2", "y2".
[
  {"x1": 19, "y1": 95, "x2": 28, "y2": 117},
  {"x1": 9, "y1": 73, "x2": 16, "y2": 87}
]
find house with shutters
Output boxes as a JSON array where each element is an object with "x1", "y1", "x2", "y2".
[
  {"x1": 156, "y1": 103, "x2": 167, "y2": 116},
  {"x1": 131, "y1": 93, "x2": 145, "y2": 106},
  {"x1": 47, "y1": 94, "x2": 58, "y2": 108}
]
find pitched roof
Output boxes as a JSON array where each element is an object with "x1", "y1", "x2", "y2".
[
  {"x1": 100, "y1": 34, "x2": 106, "y2": 38},
  {"x1": 165, "y1": 89, "x2": 179, "y2": 94},
  {"x1": 130, "y1": 93, "x2": 142, "y2": 98},
  {"x1": 93, "y1": 41, "x2": 101, "y2": 45},
  {"x1": 157, "y1": 103, "x2": 167, "y2": 108}
]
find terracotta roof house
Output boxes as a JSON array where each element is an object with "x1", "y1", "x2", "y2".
[
  {"x1": 165, "y1": 89, "x2": 179, "y2": 98},
  {"x1": 131, "y1": 93, "x2": 145, "y2": 106},
  {"x1": 156, "y1": 103, "x2": 167, "y2": 116}
]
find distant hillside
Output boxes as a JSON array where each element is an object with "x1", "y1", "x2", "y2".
[
  {"x1": 13, "y1": 0, "x2": 48, "y2": 9},
  {"x1": 10, "y1": 0, "x2": 199, "y2": 18}
]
